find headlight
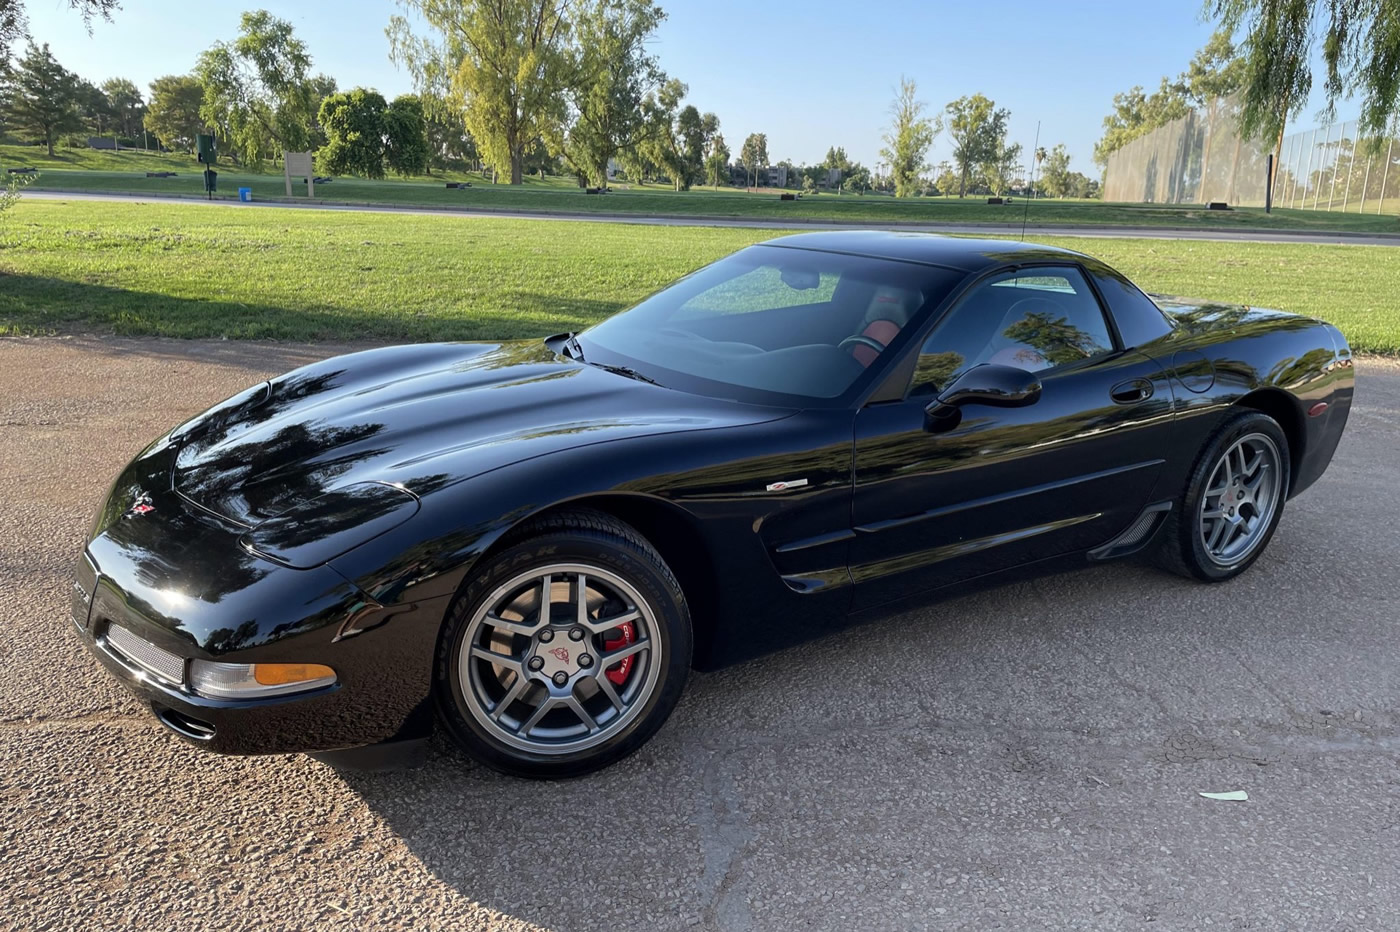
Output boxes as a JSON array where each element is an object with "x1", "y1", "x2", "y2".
[{"x1": 189, "y1": 661, "x2": 337, "y2": 699}]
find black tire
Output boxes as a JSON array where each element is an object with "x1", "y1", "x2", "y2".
[
  {"x1": 434, "y1": 509, "x2": 692, "y2": 779},
  {"x1": 1155, "y1": 410, "x2": 1291, "y2": 582}
]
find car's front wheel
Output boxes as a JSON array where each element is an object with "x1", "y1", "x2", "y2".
[
  {"x1": 435, "y1": 510, "x2": 692, "y2": 778},
  {"x1": 1156, "y1": 410, "x2": 1291, "y2": 582}
]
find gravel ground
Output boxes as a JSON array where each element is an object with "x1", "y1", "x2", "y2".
[{"x1": 1, "y1": 336, "x2": 1397, "y2": 932}]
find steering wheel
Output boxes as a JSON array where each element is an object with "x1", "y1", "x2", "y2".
[{"x1": 838, "y1": 334, "x2": 886, "y2": 356}]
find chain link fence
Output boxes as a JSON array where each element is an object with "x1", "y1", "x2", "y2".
[{"x1": 1102, "y1": 94, "x2": 1400, "y2": 215}]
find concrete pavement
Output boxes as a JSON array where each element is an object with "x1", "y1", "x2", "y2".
[{"x1": 1, "y1": 336, "x2": 1398, "y2": 931}]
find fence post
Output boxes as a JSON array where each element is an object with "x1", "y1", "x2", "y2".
[
  {"x1": 1300, "y1": 129, "x2": 1317, "y2": 208},
  {"x1": 1314, "y1": 124, "x2": 1331, "y2": 209},
  {"x1": 1359, "y1": 150, "x2": 1372, "y2": 213},
  {"x1": 1380, "y1": 138, "x2": 1394, "y2": 215},
  {"x1": 1285, "y1": 133, "x2": 1301, "y2": 206},
  {"x1": 1339, "y1": 127, "x2": 1354, "y2": 211}
]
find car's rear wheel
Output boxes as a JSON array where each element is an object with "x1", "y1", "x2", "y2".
[
  {"x1": 435, "y1": 510, "x2": 691, "y2": 778},
  {"x1": 1155, "y1": 410, "x2": 1290, "y2": 582}
]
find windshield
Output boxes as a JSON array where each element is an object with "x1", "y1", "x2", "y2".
[{"x1": 578, "y1": 245, "x2": 964, "y2": 406}]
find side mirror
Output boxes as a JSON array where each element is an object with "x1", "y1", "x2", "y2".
[{"x1": 925, "y1": 364, "x2": 1042, "y2": 431}]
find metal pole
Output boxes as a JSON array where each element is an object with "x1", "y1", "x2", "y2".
[
  {"x1": 1380, "y1": 138, "x2": 1394, "y2": 216},
  {"x1": 1359, "y1": 151, "x2": 1372, "y2": 213},
  {"x1": 1314, "y1": 124, "x2": 1331, "y2": 209},
  {"x1": 1340, "y1": 128, "x2": 1354, "y2": 211},
  {"x1": 1288, "y1": 132, "x2": 1303, "y2": 206},
  {"x1": 1329, "y1": 122, "x2": 1348, "y2": 210},
  {"x1": 1281, "y1": 133, "x2": 1296, "y2": 207},
  {"x1": 1288, "y1": 125, "x2": 1310, "y2": 205}
]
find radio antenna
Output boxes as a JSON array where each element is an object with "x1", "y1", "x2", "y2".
[{"x1": 1021, "y1": 120, "x2": 1041, "y2": 242}]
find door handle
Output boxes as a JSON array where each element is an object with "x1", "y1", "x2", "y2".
[{"x1": 1110, "y1": 378, "x2": 1154, "y2": 404}]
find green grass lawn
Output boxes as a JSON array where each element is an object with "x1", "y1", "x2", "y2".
[
  {"x1": 1, "y1": 199, "x2": 1397, "y2": 353},
  {"x1": 7, "y1": 143, "x2": 1400, "y2": 233}
]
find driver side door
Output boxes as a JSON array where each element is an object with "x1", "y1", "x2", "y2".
[{"x1": 849, "y1": 265, "x2": 1177, "y2": 610}]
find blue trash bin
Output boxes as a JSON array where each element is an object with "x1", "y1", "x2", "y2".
[{"x1": 238, "y1": 187, "x2": 253, "y2": 203}]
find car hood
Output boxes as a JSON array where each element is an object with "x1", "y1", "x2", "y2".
[{"x1": 172, "y1": 340, "x2": 792, "y2": 526}]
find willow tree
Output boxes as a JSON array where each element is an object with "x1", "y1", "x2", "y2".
[
  {"x1": 195, "y1": 11, "x2": 323, "y2": 165},
  {"x1": 389, "y1": 0, "x2": 570, "y2": 185},
  {"x1": 1211, "y1": 0, "x2": 1400, "y2": 165}
]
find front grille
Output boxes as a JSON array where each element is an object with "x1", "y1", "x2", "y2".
[{"x1": 105, "y1": 624, "x2": 185, "y2": 686}]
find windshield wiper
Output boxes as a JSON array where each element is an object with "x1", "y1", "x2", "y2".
[{"x1": 587, "y1": 361, "x2": 664, "y2": 387}]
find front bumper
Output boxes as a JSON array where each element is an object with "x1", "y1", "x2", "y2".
[{"x1": 73, "y1": 543, "x2": 446, "y2": 757}]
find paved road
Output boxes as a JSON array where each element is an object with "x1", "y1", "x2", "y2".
[
  {"x1": 26, "y1": 189, "x2": 1400, "y2": 247},
  {"x1": 2, "y1": 336, "x2": 1398, "y2": 931}
]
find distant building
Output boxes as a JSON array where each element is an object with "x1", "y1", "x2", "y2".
[
  {"x1": 826, "y1": 168, "x2": 842, "y2": 188},
  {"x1": 88, "y1": 137, "x2": 118, "y2": 150},
  {"x1": 766, "y1": 165, "x2": 788, "y2": 188}
]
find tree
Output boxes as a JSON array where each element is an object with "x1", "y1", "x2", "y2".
[
  {"x1": 306, "y1": 73, "x2": 339, "y2": 150},
  {"x1": 144, "y1": 74, "x2": 205, "y2": 152},
  {"x1": 704, "y1": 130, "x2": 729, "y2": 188},
  {"x1": 932, "y1": 160, "x2": 958, "y2": 197},
  {"x1": 0, "y1": 0, "x2": 118, "y2": 69},
  {"x1": 1092, "y1": 79, "x2": 1191, "y2": 168},
  {"x1": 101, "y1": 77, "x2": 144, "y2": 139},
  {"x1": 426, "y1": 113, "x2": 477, "y2": 171},
  {"x1": 75, "y1": 79, "x2": 112, "y2": 135},
  {"x1": 982, "y1": 136, "x2": 1022, "y2": 197},
  {"x1": 1092, "y1": 30, "x2": 1243, "y2": 168},
  {"x1": 196, "y1": 10, "x2": 320, "y2": 165},
  {"x1": 674, "y1": 104, "x2": 707, "y2": 189},
  {"x1": 1211, "y1": 0, "x2": 1400, "y2": 145},
  {"x1": 1039, "y1": 143, "x2": 1073, "y2": 197},
  {"x1": 739, "y1": 131, "x2": 767, "y2": 188},
  {"x1": 5, "y1": 43, "x2": 83, "y2": 156},
  {"x1": 384, "y1": 94, "x2": 429, "y2": 176},
  {"x1": 317, "y1": 87, "x2": 388, "y2": 178},
  {"x1": 552, "y1": 0, "x2": 667, "y2": 187},
  {"x1": 945, "y1": 93, "x2": 1007, "y2": 197},
  {"x1": 389, "y1": 0, "x2": 571, "y2": 185},
  {"x1": 842, "y1": 162, "x2": 871, "y2": 194},
  {"x1": 880, "y1": 77, "x2": 939, "y2": 198},
  {"x1": 1180, "y1": 28, "x2": 1246, "y2": 106}
]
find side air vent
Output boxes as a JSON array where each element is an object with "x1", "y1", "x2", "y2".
[{"x1": 1088, "y1": 502, "x2": 1173, "y2": 561}]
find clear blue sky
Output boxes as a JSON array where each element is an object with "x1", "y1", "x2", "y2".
[{"x1": 25, "y1": 0, "x2": 1345, "y2": 179}]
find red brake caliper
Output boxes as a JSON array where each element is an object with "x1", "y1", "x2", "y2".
[{"x1": 602, "y1": 622, "x2": 636, "y2": 686}]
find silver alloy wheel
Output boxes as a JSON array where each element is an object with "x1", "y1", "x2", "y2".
[
  {"x1": 1197, "y1": 432, "x2": 1283, "y2": 567},
  {"x1": 458, "y1": 563, "x2": 661, "y2": 755}
]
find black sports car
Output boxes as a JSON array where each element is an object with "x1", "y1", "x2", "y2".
[{"x1": 73, "y1": 232, "x2": 1354, "y2": 777}]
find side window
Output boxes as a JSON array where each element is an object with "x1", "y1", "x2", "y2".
[{"x1": 909, "y1": 266, "x2": 1116, "y2": 395}]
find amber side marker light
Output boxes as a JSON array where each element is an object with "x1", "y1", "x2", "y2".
[{"x1": 189, "y1": 661, "x2": 337, "y2": 699}]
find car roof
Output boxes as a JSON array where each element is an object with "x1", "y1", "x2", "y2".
[{"x1": 758, "y1": 231, "x2": 1093, "y2": 273}]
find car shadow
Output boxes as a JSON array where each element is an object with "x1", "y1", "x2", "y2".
[{"x1": 325, "y1": 530, "x2": 1337, "y2": 931}]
